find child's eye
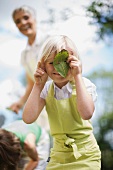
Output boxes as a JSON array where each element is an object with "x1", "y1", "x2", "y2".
[{"x1": 49, "y1": 62, "x2": 53, "y2": 64}]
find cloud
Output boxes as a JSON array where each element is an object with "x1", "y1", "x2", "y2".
[{"x1": 0, "y1": 37, "x2": 26, "y2": 67}]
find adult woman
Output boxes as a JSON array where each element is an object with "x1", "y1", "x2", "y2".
[{"x1": 9, "y1": 5, "x2": 49, "y2": 129}]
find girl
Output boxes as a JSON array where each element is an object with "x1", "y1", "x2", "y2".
[
  {"x1": 0, "y1": 120, "x2": 50, "y2": 170},
  {"x1": 23, "y1": 35, "x2": 101, "y2": 170}
]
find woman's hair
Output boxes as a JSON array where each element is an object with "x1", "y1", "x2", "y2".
[
  {"x1": 0, "y1": 129, "x2": 22, "y2": 170},
  {"x1": 38, "y1": 35, "x2": 80, "y2": 62},
  {"x1": 12, "y1": 5, "x2": 36, "y2": 21}
]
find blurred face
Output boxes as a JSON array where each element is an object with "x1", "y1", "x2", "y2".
[
  {"x1": 45, "y1": 51, "x2": 72, "y2": 89},
  {"x1": 13, "y1": 10, "x2": 36, "y2": 37}
]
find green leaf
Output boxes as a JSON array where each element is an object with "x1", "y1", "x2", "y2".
[{"x1": 53, "y1": 49, "x2": 69, "y2": 77}]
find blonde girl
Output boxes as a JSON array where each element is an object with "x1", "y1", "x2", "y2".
[{"x1": 23, "y1": 35, "x2": 101, "y2": 170}]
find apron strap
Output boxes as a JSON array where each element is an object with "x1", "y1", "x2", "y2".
[{"x1": 64, "y1": 137, "x2": 82, "y2": 159}]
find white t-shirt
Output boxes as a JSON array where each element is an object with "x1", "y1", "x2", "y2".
[
  {"x1": 40, "y1": 77, "x2": 97, "y2": 102},
  {"x1": 21, "y1": 29, "x2": 49, "y2": 81}
]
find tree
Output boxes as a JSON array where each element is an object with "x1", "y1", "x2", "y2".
[
  {"x1": 87, "y1": 69, "x2": 113, "y2": 170},
  {"x1": 85, "y1": 0, "x2": 113, "y2": 44}
]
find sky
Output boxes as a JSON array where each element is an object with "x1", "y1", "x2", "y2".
[{"x1": 0, "y1": 0, "x2": 113, "y2": 77}]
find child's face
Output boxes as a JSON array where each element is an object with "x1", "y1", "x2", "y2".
[
  {"x1": 45, "y1": 51, "x2": 72, "y2": 88},
  {"x1": 13, "y1": 10, "x2": 36, "y2": 37}
]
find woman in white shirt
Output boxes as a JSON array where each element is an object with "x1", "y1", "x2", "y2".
[{"x1": 9, "y1": 5, "x2": 49, "y2": 130}]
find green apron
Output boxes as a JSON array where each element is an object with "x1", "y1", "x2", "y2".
[{"x1": 45, "y1": 82, "x2": 101, "y2": 170}]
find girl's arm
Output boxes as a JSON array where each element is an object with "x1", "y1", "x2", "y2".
[
  {"x1": 24, "y1": 133, "x2": 39, "y2": 170},
  {"x1": 74, "y1": 75, "x2": 94, "y2": 120},
  {"x1": 68, "y1": 55, "x2": 94, "y2": 120},
  {"x1": 24, "y1": 160, "x2": 39, "y2": 170},
  {"x1": 23, "y1": 61, "x2": 48, "y2": 124}
]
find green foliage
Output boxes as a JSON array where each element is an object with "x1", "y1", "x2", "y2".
[
  {"x1": 101, "y1": 150, "x2": 113, "y2": 170},
  {"x1": 85, "y1": 0, "x2": 113, "y2": 44},
  {"x1": 98, "y1": 112, "x2": 113, "y2": 148},
  {"x1": 97, "y1": 112, "x2": 113, "y2": 170},
  {"x1": 88, "y1": 69, "x2": 113, "y2": 169},
  {"x1": 53, "y1": 49, "x2": 69, "y2": 77},
  {"x1": 88, "y1": 68, "x2": 113, "y2": 80}
]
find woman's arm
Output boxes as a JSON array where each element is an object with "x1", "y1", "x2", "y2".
[{"x1": 9, "y1": 74, "x2": 34, "y2": 114}]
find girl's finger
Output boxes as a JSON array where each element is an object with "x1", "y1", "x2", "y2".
[
  {"x1": 38, "y1": 61, "x2": 41, "y2": 68},
  {"x1": 40, "y1": 58, "x2": 45, "y2": 71},
  {"x1": 67, "y1": 55, "x2": 78, "y2": 62}
]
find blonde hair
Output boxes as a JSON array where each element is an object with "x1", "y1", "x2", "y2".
[
  {"x1": 12, "y1": 5, "x2": 36, "y2": 21},
  {"x1": 38, "y1": 35, "x2": 80, "y2": 62}
]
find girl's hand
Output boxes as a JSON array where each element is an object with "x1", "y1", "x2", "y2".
[
  {"x1": 34, "y1": 59, "x2": 48, "y2": 86},
  {"x1": 67, "y1": 55, "x2": 82, "y2": 77},
  {"x1": 24, "y1": 160, "x2": 38, "y2": 170}
]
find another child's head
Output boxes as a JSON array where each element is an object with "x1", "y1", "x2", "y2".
[
  {"x1": 12, "y1": 5, "x2": 37, "y2": 37},
  {"x1": 39, "y1": 35, "x2": 80, "y2": 87},
  {"x1": 0, "y1": 129, "x2": 22, "y2": 170}
]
